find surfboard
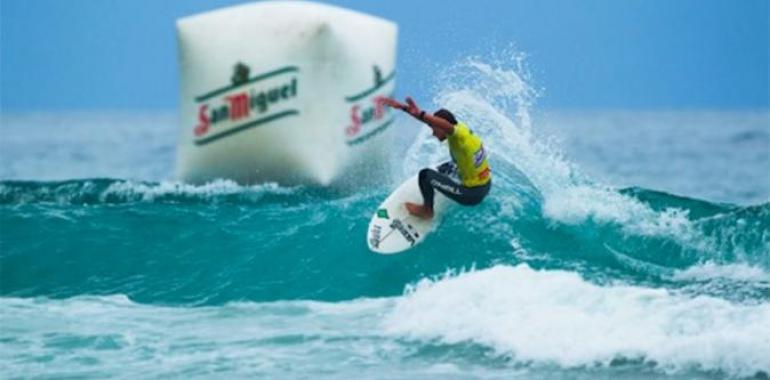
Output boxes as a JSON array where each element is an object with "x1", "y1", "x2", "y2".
[{"x1": 367, "y1": 165, "x2": 453, "y2": 254}]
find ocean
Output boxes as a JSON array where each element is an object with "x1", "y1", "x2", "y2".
[{"x1": 1, "y1": 57, "x2": 769, "y2": 379}]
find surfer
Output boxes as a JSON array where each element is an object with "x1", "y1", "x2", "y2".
[{"x1": 383, "y1": 97, "x2": 491, "y2": 219}]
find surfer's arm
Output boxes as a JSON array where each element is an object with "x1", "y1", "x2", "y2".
[
  {"x1": 419, "y1": 112, "x2": 455, "y2": 135},
  {"x1": 381, "y1": 97, "x2": 456, "y2": 134}
]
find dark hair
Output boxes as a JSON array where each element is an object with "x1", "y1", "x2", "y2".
[{"x1": 433, "y1": 109, "x2": 457, "y2": 125}]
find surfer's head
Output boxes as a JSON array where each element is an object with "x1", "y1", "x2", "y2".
[
  {"x1": 434, "y1": 109, "x2": 457, "y2": 125},
  {"x1": 431, "y1": 109, "x2": 457, "y2": 141}
]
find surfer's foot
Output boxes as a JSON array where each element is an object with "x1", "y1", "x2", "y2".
[{"x1": 405, "y1": 202, "x2": 434, "y2": 219}]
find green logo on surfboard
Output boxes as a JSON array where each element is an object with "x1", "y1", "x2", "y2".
[{"x1": 376, "y1": 209, "x2": 389, "y2": 219}]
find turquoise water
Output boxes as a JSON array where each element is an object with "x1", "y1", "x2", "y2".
[{"x1": 2, "y1": 58, "x2": 769, "y2": 379}]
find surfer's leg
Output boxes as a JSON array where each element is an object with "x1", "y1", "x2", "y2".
[
  {"x1": 437, "y1": 161, "x2": 458, "y2": 176},
  {"x1": 456, "y1": 181, "x2": 491, "y2": 206},
  {"x1": 418, "y1": 168, "x2": 465, "y2": 207},
  {"x1": 420, "y1": 168, "x2": 491, "y2": 207},
  {"x1": 417, "y1": 168, "x2": 440, "y2": 209},
  {"x1": 408, "y1": 168, "x2": 451, "y2": 218}
]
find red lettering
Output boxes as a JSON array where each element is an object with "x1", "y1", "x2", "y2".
[
  {"x1": 373, "y1": 96, "x2": 387, "y2": 120},
  {"x1": 226, "y1": 93, "x2": 250, "y2": 120},
  {"x1": 194, "y1": 105, "x2": 210, "y2": 137},
  {"x1": 346, "y1": 105, "x2": 361, "y2": 137}
]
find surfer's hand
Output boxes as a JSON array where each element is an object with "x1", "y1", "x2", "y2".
[
  {"x1": 404, "y1": 97, "x2": 421, "y2": 116},
  {"x1": 381, "y1": 97, "x2": 422, "y2": 119}
]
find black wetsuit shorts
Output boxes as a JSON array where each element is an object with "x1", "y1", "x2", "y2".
[{"x1": 418, "y1": 162, "x2": 491, "y2": 209}]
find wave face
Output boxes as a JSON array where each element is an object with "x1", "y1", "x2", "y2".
[
  {"x1": 2, "y1": 54, "x2": 769, "y2": 379},
  {"x1": 1, "y1": 177, "x2": 768, "y2": 306}
]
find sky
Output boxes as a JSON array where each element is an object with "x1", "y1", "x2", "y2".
[{"x1": 1, "y1": 0, "x2": 768, "y2": 111}]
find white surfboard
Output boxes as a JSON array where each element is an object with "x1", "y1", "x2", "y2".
[{"x1": 367, "y1": 165, "x2": 453, "y2": 254}]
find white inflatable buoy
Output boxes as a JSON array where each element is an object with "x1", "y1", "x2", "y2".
[{"x1": 175, "y1": 1, "x2": 398, "y2": 186}]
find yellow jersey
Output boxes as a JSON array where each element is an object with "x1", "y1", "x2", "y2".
[{"x1": 448, "y1": 122, "x2": 491, "y2": 187}]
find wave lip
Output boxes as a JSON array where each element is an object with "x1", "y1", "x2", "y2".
[{"x1": 384, "y1": 264, "x2": 770, "y2": 378}]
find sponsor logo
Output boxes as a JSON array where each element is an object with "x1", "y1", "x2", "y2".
[
  {"x1": 430, "y1": 179, "x2": 462, "y2": 195},
  {"x1": 344, "y1": 66, "x2": 396, "y2": 146},
  {"x1": 376, "y1": 208, "x2": 389, "y2": 219},
  {"x1": 406, "y1": 223, "x2": 419, "y2": 239},
  {"x1": 473, "y1": 144, "x2": 487, "y2": 167},
  {"x1": 390, "y1": 219, "x2": 416, "y2": 246},
  {"x1": 369, "y1": 225, "x2": 382, "y2": 248},
  {"x1": 192, "y1": 63, "x2": 300, "y2": 146},
  {"x1": 478, "y1": 167, "x2": 491, "y2": 180}
]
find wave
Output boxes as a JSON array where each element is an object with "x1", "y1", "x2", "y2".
[
  {"x1": 385, "y1": 264, "x2": 770, "y2": 378},
  {"x1": 1, "y1": 177, "x2": 768, "y2": 304},
  {"x1": 0, "y1": 178, "x2": 304, "y2": 205},
  {"x1": 3, "y1": 265, "x2": 769, "y2": 379},
  {"x1": 0, "y1": 294, "x2": 392, "y2": 379}
]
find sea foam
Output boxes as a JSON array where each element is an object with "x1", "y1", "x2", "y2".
[{"x1": 384, "y1": 264, "x2": 770, "y2": 377}]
